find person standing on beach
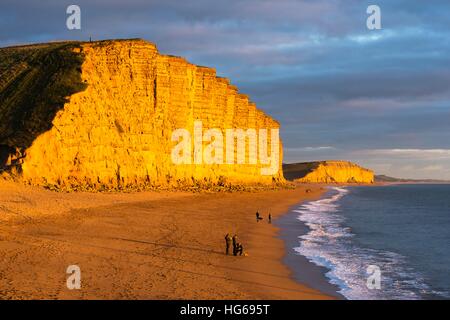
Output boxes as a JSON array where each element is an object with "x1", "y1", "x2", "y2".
[
  {"x1": 268, "y1": 213, "x2": 272, "y2": 224},
  {"x1": 224, "y1": 233, "x2": 232, "y2": 255},
  {"x1": 232, "y1": 234, "x2": 238, "y2": 247}
]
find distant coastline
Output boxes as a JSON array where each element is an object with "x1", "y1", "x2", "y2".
[{"x1": 375, "y1": 174, "x2": 450, "y2": 184}]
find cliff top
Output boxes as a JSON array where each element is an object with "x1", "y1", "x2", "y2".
[
  {"x1": 283, "y1": 160, "x2": 374, "y2": 182},
  {"x1": 0, "y1": 42, "x2": 87, "y2": 149},
  {"x1": 284, "y1": 160, "x2": 371, "y2": 169},
  {"x1": 0, "y1": 38, "x2": 278, "y2": 158},
  {"x1": 0, "y1": 38, "x2": 152, "y2": 50},
  {"x1": 0, "y1": 39, "x2": 155, "y2": 149}
]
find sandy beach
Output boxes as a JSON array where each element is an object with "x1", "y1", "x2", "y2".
[{"x1": 0, "y1": 179, "x2": 333, "y2": 300}]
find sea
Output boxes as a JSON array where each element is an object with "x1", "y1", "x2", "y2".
[{"x1": 293, "y1": 184, "x2": 450, "y2": 300}]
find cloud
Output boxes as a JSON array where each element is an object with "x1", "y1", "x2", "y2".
[
  {"x1": 346, "y1": 149, "x2": 450, "y2": 179},
  {"x1": 359, "y1": 149, "x2": 450, "y2": 160},
  {"x1": 285, "y1": 146, "x2": 336, "y2": 152},
  {"x1": 423, "y1": 165, "x2": 444, "y2": 171}
]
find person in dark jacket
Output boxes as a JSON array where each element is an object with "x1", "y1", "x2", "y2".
[
  {"x1": 225, "y1": 233, "x2": 233, "y2": 255},
  {"x1": 232, "y1": 234, "x2": 238, "y2": 250}
]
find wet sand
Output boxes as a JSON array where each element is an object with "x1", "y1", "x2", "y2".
[{"x1": 0, "y1": 180, "x2": 332, "y2": 299}]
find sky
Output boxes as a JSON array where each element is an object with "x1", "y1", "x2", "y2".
[{"x1": 1, "y1": 0, "x2": 449, "y2": 179}]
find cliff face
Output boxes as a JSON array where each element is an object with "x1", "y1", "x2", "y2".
[
  {"x1": 0, "y1": 39, "x2": 283, "y2": 190},
  {"x1": 283, "y1": 161, "x2": 374, "y2": 184}
]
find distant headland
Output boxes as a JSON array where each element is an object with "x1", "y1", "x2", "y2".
[{"x1": 283, "y1": 160, "x2": 374, "y2": 184}]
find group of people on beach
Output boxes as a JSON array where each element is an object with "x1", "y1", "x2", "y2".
[
  {"x1": 224, "y1": 233, "x2": 244, "y2": 256},
  {"x1": 224, "y1": 210, "x2": 272, "y2": 256}
]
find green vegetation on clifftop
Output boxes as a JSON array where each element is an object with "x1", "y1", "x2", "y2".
[{"x1": 0, "y1": 42, "x2": 87, "y2": 150}]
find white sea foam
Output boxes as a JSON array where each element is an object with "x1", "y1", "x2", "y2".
[{"x1": 293, "y1": 187, "x2": 436, "y2": 300}]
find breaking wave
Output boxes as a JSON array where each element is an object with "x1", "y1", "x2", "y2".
[{"x1": 293, "y1": 187, "x2": 440, "y2": 300}]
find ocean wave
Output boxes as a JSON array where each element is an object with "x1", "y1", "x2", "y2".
[{"x1": 293, "y1": 187, "x2": 438, "y2": 300}]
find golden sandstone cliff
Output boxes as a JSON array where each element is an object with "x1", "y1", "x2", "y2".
[
  {"x1": 283, "y1": 161, "x2": 374, "y2": 184},
  {"x1": 0, "y1": 39, "x2": 283, "y2": 190}
]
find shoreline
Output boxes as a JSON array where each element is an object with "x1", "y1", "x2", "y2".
[
  {"x1": 276, "y1": 191, "x2": 345, "y2": 299},
  {"x1": 286, "y1": 183, "x2": 450, "y2": 300},
  {"x1": 0, "y1": 180, "x2": 334, "y2": 299},
  {"x1": 229, "y1": 185, "x2": 335, "y2": 299}
]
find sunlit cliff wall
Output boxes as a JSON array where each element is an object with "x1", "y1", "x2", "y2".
[
  {"x1": 0, "y1": 39, "x2": 283, "y2": 190},
  {"x1": 283, "y1": 161, "x2": 374, "y2": 184}
]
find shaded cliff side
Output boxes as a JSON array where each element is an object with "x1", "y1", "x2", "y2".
[
  {"x1": 0, "y1": 39, "x2": 283, "y2": 190},
  {"x1": 283, "y1": 161, "x2": 374, "y2": 184},
  {"x1": 0, "y1": 42, "x2": 87, "y2": 170}
]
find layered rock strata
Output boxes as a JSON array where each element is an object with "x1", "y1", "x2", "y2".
[{"x1": 0, "y1": 39, "x2": 283, "y2": 189}]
